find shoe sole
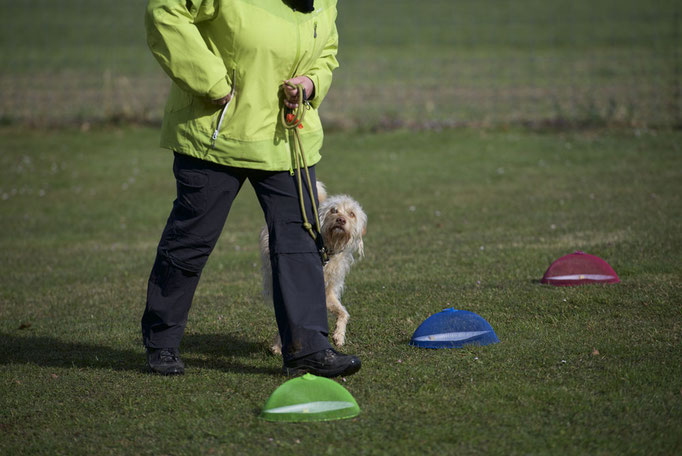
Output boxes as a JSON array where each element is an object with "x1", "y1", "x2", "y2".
[
  {"x1": 282, "y1": 360, "x2": 361, "y2": 378},
  {"x1": 148, "y1": 366, "x2": 185, "y2": 376}
]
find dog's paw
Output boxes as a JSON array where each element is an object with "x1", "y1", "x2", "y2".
[
  {"x1": 270, "y1": 333, "x2": 283, "y2": 356},
  {"x1": 332, "y1": 331, "x2": 346, "y2": 347}
]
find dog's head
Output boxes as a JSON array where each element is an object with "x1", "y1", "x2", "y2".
[{"x1": 319, "y1": 194, "x2": 367, "y2": 258}]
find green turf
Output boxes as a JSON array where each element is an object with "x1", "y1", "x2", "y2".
[
  {"x1": 1, "y1": 0, "x2": 680, "y2": 126},
  {"x1": 0, "y1": 126, "x2": 680, "y2": 454}
]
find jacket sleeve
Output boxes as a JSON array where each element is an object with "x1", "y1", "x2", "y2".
[
  {"x1": 305, "y1": 10, "x2": 339, "y2": 109},
  {"x1": 145, "y1": 0, "x2": 230, "y2": 99}
]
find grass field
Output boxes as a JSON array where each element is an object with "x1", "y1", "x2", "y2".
[
  {"x1": 1, "y1": 0, "x2": 680, "y2": 127},
  {"x1": 0, "y1": 125, "x2": 680, "y2": 454}
]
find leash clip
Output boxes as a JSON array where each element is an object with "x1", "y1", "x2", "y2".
[
  {"x1": 314, "y1": 233, "x2": 329, "y2": 265},
  {"x1": 302, "y1": 88, "x2": 312, "y2": 110},
  {"x1": 319, "y1": 245, "x2": 330, "y2": 265}
]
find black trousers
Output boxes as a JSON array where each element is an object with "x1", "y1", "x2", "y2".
[{"x1": 141, "y1": 152, "x2": 331, "y2": 361}]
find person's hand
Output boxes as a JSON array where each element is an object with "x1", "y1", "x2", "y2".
[
  {"x1": 282, "y1": 76, "x2": 314, "y2": 109},
  {"x1": 211, "y1": 93, "x2": 232, "y2": 106}
]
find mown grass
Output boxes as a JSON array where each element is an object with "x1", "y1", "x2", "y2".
[
  {"x1": 0, "y1": 126, "x2": 680, "y2": 455},
  {"x1": 1, "y1": 0, "x2": 679, "y2": 126}
]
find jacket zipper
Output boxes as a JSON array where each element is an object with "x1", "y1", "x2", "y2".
[{"x1": 211, "y1": 69, "x2": 237, "y2": 149}]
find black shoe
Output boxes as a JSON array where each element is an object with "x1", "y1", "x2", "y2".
[
  {"x1": 283, "y1": 348, "x2": 361, "y2": 378},
  {"x1": 146, "y1": 347, "x2": 184, "y2": 375}
]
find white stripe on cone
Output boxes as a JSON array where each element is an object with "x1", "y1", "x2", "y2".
[
  {"x1": 413, "y1": 330, "x2": 490, "y2": 342},
  {"x1": 546, "y1": 274, "x2": 616, "y2": 281},
  {"x1": 264, "y1": 401, "x2": 355, "y2": 414}
]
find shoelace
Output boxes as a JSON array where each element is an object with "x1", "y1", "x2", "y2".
[{"x1": 159, "y1": 349, "x2": 179, "y2": 362}]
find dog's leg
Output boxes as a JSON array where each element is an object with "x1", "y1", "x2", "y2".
[
  {"x1": 327, "y1": 291, "x2": 350, "y2": 347},
  {"x1": 270, "y1": 333, "x2": 282, "y2": 355},
  {"x1": 260, "y1": 227, "x2": 283, "y2": 356}
]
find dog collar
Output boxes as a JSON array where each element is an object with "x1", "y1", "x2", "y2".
[{"x1": 326, "y1": 246, "x2": 345, "y2": 257}]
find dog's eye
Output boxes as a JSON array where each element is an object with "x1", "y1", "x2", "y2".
[
  {"x1": 330, "y1": 207, "x2": 337, "y2": 214},
  {"x1": 349, "y1": 211, "x2": 355, "y2": 218}
]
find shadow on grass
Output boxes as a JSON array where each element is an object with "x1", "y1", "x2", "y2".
[
  {"x1": 0, "y1": 332, "x2": 279, "y2": 376},
  {"x1": 183, "y1": 332, "x2": 280, "y2": 376}
]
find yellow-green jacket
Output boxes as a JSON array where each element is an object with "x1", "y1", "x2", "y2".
[{"x1": 145, "y1": 0, "x2": 339, "y2": 170}]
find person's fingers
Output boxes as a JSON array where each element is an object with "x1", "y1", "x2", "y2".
[
  {"x1": 282, "y1": 76, "x2": 313, "y2": 106},
  {"x1": 211, "y1": 94, "x2": 232, "y2": 106},
  {"x1": 286, "y1": 76, "x2": 313, "y2": 98},
  {"x1": 283, "y1": 84, "x2": 298, "y2": 100}
]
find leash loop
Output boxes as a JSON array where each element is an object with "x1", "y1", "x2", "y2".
[{"x1": 281, "y1": 81, "x2": 329, "y2": 264}]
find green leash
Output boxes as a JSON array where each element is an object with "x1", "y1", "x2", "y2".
[{"x1": 281, "y1": 81, "x2": 329, "y2": 264}]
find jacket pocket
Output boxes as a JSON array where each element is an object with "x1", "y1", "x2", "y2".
[
  {"x1": 166, "y1": 84, "x2": 193, "y2": 113},
  {"x1": 210, "y1": 69, "x2": 237, "y2": 146}
]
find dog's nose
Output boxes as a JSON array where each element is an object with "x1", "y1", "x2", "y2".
[{"x1": 336, "y1": 217, "x2": 346, "y2": 225}]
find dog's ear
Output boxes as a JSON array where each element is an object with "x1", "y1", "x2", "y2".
[
  {"x1": 362, "y1": 225, "x2": 367, "y2": 236},
  {"x1": 356, "y1": 237, "x2": 364, "y2": 259},
  {"x1": 316, "y1": 180, "x2": 327, "y2": 203},
  {"x1": 317, "y1": 199, "x2": 330, "y2": 223}
]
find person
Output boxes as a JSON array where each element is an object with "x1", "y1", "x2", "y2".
[{"x1": 141, "y1": 0, "x2": 360, "y2": 377}]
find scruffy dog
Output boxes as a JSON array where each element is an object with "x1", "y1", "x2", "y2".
[{"x1": 260, "y1": 182, "x2": 367, "y2": 355}]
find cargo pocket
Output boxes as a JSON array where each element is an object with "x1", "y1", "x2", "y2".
[
  {"x1": 172, "y1": 154, "x2": 209, "y2": 220},
  {"x1": 267, "y1": 219, "x2": 319, "y2": 255}
]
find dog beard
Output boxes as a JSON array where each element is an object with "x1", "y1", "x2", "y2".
[{"x1": 323, "y1": 222, "x2": 353, "y2": 254}]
